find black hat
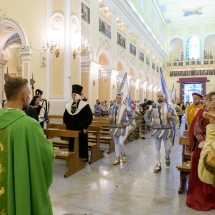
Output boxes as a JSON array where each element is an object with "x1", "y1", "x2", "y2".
[
  {"x1": 147, "y1": 100, "x2": 154, "y2": 106},
  {"x1": 35, "y1": 89, "x2": 43, "y2": 95},
  {"x1": 72, "y1": 84, "x2": 83, "y2": 95}
]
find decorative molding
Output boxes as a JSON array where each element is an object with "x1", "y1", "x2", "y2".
[
  {"x1": 71, "y1": 14, "x2": 80, "y2": 33},
  {"x1": 50, "y1": 12, "x2": 64, "y2": 30}
]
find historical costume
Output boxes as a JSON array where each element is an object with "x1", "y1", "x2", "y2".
[
  {"x1": 109, "y1": 92, "x2": 134, "y2": 165},
  {"x1": 185, "y1": 93, "x2": 203, "y2": 130},
  {"x1": 176, "y1": 102, "x2": 186, "y2": 128},
  {"x1": 63, "y1": 84, "x2": 93, "y2": 161},
  {"x1": 144, "y1": 91, "x2": 177, "y2": 173},
  {"x1": 0, "y1": 108, "x2": 54, "y2": 215},
  {"x1": 186, "y1": 110, "x2": 215, "y2": 211}
]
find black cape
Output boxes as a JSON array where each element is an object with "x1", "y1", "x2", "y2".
[{"x1": 63, "y1": 101, "x2": 92, "y2": 160}]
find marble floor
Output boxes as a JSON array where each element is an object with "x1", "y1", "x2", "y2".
[{"x1": 50, "y1": 120, "x2": 214, "y2": 215}]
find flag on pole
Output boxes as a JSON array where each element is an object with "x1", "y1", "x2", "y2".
[
  {"x1": 170, "y1": 84, "x2": 174, "y2": 100},
  {"x1": 160, "y1": 67, "x2": 176, "y2": 147}
]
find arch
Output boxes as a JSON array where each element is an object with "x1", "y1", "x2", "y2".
[
  {"x1": 128, "y1": 64, "x2": 137, "y2": 77},
  {"x1": 186, "y1": 36, "x2": 202, "y2": 60},
  {"x1": 116, "y1": 57, "x2": 126, "y2": 72},
  {"x1": 203, "y1": 32, "x2": 215, "y2": 42},
  {"x1": 169, "y1": 38, "x2": 184, "y2": 61},
  {"x1": 169, "y1": 35, "x2": 184, "y2": 46},
  {"x1": 98, "y1": 53, "x2": 108, "y2": 65},
  {"x1": 97, "y1": 44, "x2": 113, "y2": 67},
  {"x1": 1, "y1": 17, "x2": 29, "y2": 47},
  {"x1": 139, "y1": 69, "x2": 146, "y2": 82}
]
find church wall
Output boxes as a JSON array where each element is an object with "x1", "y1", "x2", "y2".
[
  {"x1": 3, "y1": 47, "x2": 19, "y2": 76},
  {"x1": 81, "y1": 72, "x2": 89, "y2": 98}
]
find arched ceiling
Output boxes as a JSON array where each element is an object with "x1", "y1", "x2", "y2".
[{"x1": 153, "y1": 0, "x2": 215, "y2": 25}]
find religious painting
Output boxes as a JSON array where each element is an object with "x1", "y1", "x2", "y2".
[
  {"x1": 117, "y1": 32, "x2": 126, "y2": 49},
  {"x1": 139, "y1": 51, "x2": 144, "y2": 62},
  {"x1": 81, "y1": 3, "x2": 90, "y2": 24},
  {"x1": 182, "y1": 71, "x2": 187, "y2": 76},
  {"x1": 200, "y1": 70, "x2": 204, "y2": 75},
  {"x1": 191, "y1": 70, "x2": 195, "y2": 76},
  {"x1": 209, "y1": 70, "x2": 213, "y2": 75},
  {"x1": 152, "y1": 62, "x2": 155, "y2": 70},
  {"x1": 99, "y1": 17, "x2": 111, "y2": 39},
  {"x1": 146, "y1": 56, "x2": 150, "y2": 66},
  {"x1": 187, "y1": 71, "x2": 191, "y2": 76},
  {"x1": 178, "y1": 71, "x2": 182, "y2": 76},
  {"x1": 174, "y1": 71, "x2": 177, "y2": 77},
  {"x1": 130, "y1": 43, "x2": 136, "y2": 56},
  {"x1": 195, "y1": 70, "x2": 199, "y2": 75},
  {"x1": 170, "y1": 71, "x2": 173, "y2": 77},
  {"x1": 204, "y1": 70, "x2": 208, "y2": 75}
]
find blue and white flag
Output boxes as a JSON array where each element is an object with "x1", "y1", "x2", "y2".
[
  {"x1": 160, "y1": 67, "x2": 176, "y2": 146},
  {"x1": 160, "y1": 67, "x2": 171, "y2": 111}
]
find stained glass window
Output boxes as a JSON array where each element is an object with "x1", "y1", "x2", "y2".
[
  {"x1": 186, "y1": 36, "x2": 201, "y2": 60},
  {"x1": 140, "y1": 0, "x2": 144, "y2": 11}
]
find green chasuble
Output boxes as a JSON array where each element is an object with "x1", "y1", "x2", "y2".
[{"x1": 0, "y1": 108, "x2": 55, "y2": 215}]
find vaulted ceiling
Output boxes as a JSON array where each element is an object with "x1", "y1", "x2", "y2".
[{"x1": 153, "y1": 0, "x2": 215, "y2": 25}]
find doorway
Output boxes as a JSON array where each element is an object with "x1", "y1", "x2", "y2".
[{"x1": 183, "y1": 83, "x2": 203, "y2": 103}]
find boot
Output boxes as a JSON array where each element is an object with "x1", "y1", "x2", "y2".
[
  {"x1": 113, "y1": 156, "x2": 120, "y2": 165},
  {"x1": 122, "y1": 154, "x2": 126, "y2": 163},
  {"x1": 165, "y1": 156, "x2": 170, "y2": 166},
  {"x1": 154, "y1": 164, "x2": 161, "y2": 173}
]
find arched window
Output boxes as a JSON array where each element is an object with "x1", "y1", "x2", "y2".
[{"x1": 186, "y1": 36, "x2": 201, "y2": 60}]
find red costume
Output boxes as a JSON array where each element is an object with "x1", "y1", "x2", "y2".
[{"x1": 186, "y1": 110, "x2": 215, "y2": 211}]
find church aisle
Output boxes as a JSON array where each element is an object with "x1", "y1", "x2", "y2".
[{"x1": 50, "y1": 122, "x2": 214, "y2": 215}]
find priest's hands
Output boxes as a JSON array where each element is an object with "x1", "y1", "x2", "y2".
[{"x1": 83, "y1": 129, "x2": 88, "y2": 134}]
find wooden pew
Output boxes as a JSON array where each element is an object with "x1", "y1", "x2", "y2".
[
  {"x1": 44, "y1": 129, "x2": 85, "y2": 178},
  {"x1": 90, "y1": 121, "x2": 115, "y2": 153},
  {"x1": 183, "y1": 130, "x2": 189, "y2": 137},
  {"x1": 88, "y1": 125, "x2": 105, "y2": 164},
  {"x1": 176, "y1": 136, "x2": 191, "y2": 194},
  {"x1": 48, "y1": 115, "x2": 63, "y2": 124}
]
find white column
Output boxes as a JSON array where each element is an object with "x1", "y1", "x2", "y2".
[
  {"x1": 135, "y1": 78, "x2": 140, "y2": 100},
  {"x1": 16, "y1": 66, "x2": 22, "y2": 77},
  {"x1": 110, "y1": 70, "x2": 119, "y2": 100},
  {"x1": 0, "y1": 59, "x2": 7, "y2": 102},
  {"x1": 64, "y1": 0, "x2": 71, "y2": 100},
  {"x1": 18, "y1": 49, "x2": 32, "y2": 82},
  {"x1": 89, "y1": 62, "x2": 100, "y2": 108}
]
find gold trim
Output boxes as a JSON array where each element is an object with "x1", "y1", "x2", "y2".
[
  {"x1": 1, "y1": 208, "x2": 6, "y2": 215},
  {"x1": 0, "y1": 187, "x2": 5, "y2": 196},
  {"x1": 0, "y1": 143, "x2": 3, "y2": 151}
]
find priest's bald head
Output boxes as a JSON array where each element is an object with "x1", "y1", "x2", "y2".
[{"x1": 4, "y1": 77, "x2": 30, "y2": 111}]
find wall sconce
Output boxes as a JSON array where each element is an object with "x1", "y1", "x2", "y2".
[
  {"x1": 116, "y1": 18, "x2": 125, "y2": 27},
  {"x1": 73, "y1": 37, "x2": 90, "y2": 59},
  {"x1": 129, "y1": 31, "x2": 136, "y2": 38},
  {"x1": 99, "y1": 1, "x2": 110, "y2": 13},
  {"x1": 98, "y1": 69, "x2": 107, "y2": 82},
  {"x1": 43, "y1": 40, "x2": 60, "y2": 57}
]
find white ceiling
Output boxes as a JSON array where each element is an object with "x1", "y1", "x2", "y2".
[{"x1": 153, "y1": 0, "x2": 215, "y2": 25}]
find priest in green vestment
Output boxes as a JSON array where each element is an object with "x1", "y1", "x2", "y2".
[{"x1": 0, "y1": 77, "x2": 55, "y2": 215}]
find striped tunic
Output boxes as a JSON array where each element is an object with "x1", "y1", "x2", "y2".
[{"x1": 144, "y1": 103, "x2": 177, "y2": 139}]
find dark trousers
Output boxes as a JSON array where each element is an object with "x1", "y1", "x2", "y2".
[{"x1": 178, "y1": 115, "x2": 182, "y2": 127}]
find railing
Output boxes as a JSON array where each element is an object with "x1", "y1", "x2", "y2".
[{"x1": 164, "y1": 60, "x2": 215, "y2": 67}]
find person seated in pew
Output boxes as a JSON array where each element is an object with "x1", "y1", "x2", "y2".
[
  {"x1": 108, "y1": 92, "x2": 134, "y2": 165},
  {"x1": 63, "y1": 84, "x2": 93, "y2": 162},
  {"x1": 94, "y1": 99, "x2": 102, "y2": 116},
  {"x1": 186, "y1": 92, "x2": 215, "y2": 211},
  {"x1": 0, "y1": 77, "x2": 54, "y2": 215},
  {"x1": 30, "y1": 96, "x2": 46, "y2": 127}
]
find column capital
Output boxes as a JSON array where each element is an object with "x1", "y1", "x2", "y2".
[
  {"x1": 0, "y1": 59, "x2": 7, "y2": 66},
  {"x1": 18, "y1": 49, "x2": 32, "y2": 61}
]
